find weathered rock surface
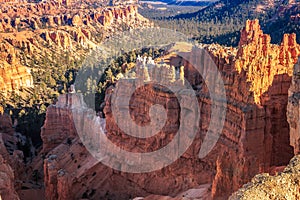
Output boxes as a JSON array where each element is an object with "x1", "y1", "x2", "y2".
[
  {"x1": 0, "y1": 113, "x2": 47, "y2": 200},
  {"x1": 229, "y1": 155, "x2": 300, "y2": 200},
  {"x1": 0, "y1": 62, "x2": 33, "y2": 95}
]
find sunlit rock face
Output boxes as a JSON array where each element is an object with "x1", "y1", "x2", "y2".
[
  {"x1": 165, "y1": 19, "x2": 298, "y2": 198},
  {"x1": 236, "y1": 19, "x2": 299, "y2": 104},
  {"x1": 0, "y1": 41, "x2": 33, "y2": 95}
]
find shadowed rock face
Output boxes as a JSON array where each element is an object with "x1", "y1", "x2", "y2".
[
  {"x1": 0, "y1": 114, "x2": 22, "y2": 200},
  {"x1": 287, "y1": 58, "x2": 300, "y2": 154},
  {"x1": 39, "y1": 20, "x2": 300, "y2": 200},
  {"x1": 0, "y1": 154, "x2": 20, "y2": 200}
]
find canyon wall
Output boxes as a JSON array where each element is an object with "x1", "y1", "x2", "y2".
[
  {"x1": 40, "y1": 20, "x2": 300, "y2": 199},
  {"x1": 0, "y1": 63, "x2": 33, "y2": 95},
  {"x1": 229, "y1": 55, "x2": 300, "y2": 200},
  {"x1": 236, "y1": 19, "x2": 299, "y2": 104},
  {"x1": 0, "y1": 3, "x2": 146, "y2": 32},
  {"x1": 208, "y1": 19, "x2": 299, "y2": 199},
  {"x1": 42, "y1": 91, "x2": 212, "y2": 199},
  {"x1": 165, "y1": 19, "x2": 299, "y2": 198}
]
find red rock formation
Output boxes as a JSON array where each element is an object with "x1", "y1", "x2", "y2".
[
  {"x1": 98, "y1": 10, "x2": 114, "y2": 26},
  {"x1": 159, "y1": 19, "x2": 299, "y2": 199},
  {"x1": 71, "y1": 14, "x2": 82, "y2": 26},
  {"x1": 0, "y1": 114, "x2": 46, "y2": 200},
  {"x1": 209, "y1": 19, "x2": 298, "y2": 199},
  {"x1": 48, "y1": 31, "x2": 73, "y2": 49},
  {"x1": 41, "y1": 94, "x2": 77, "y2": 154},
  {"x1": 42, "y1": 92, "x2": 212, "y2": 200},
  {"x1": 0, "y1": 114, "x2": 14, "y2": 135},
  {"x1": 0, "y1": 3, "x2": 147, "y2": 31}
]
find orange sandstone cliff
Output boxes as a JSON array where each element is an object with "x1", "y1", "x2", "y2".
[
  {"x1": 235, "y1": 19, "x2": 299, "y2": 104},
  {"x1": 229, "y1": 55, "x2": 300, "y2": 200}
]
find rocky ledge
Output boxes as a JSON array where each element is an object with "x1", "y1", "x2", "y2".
[{"x1": 229, "y1": 155, "x2": 300, "y2": 200}]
